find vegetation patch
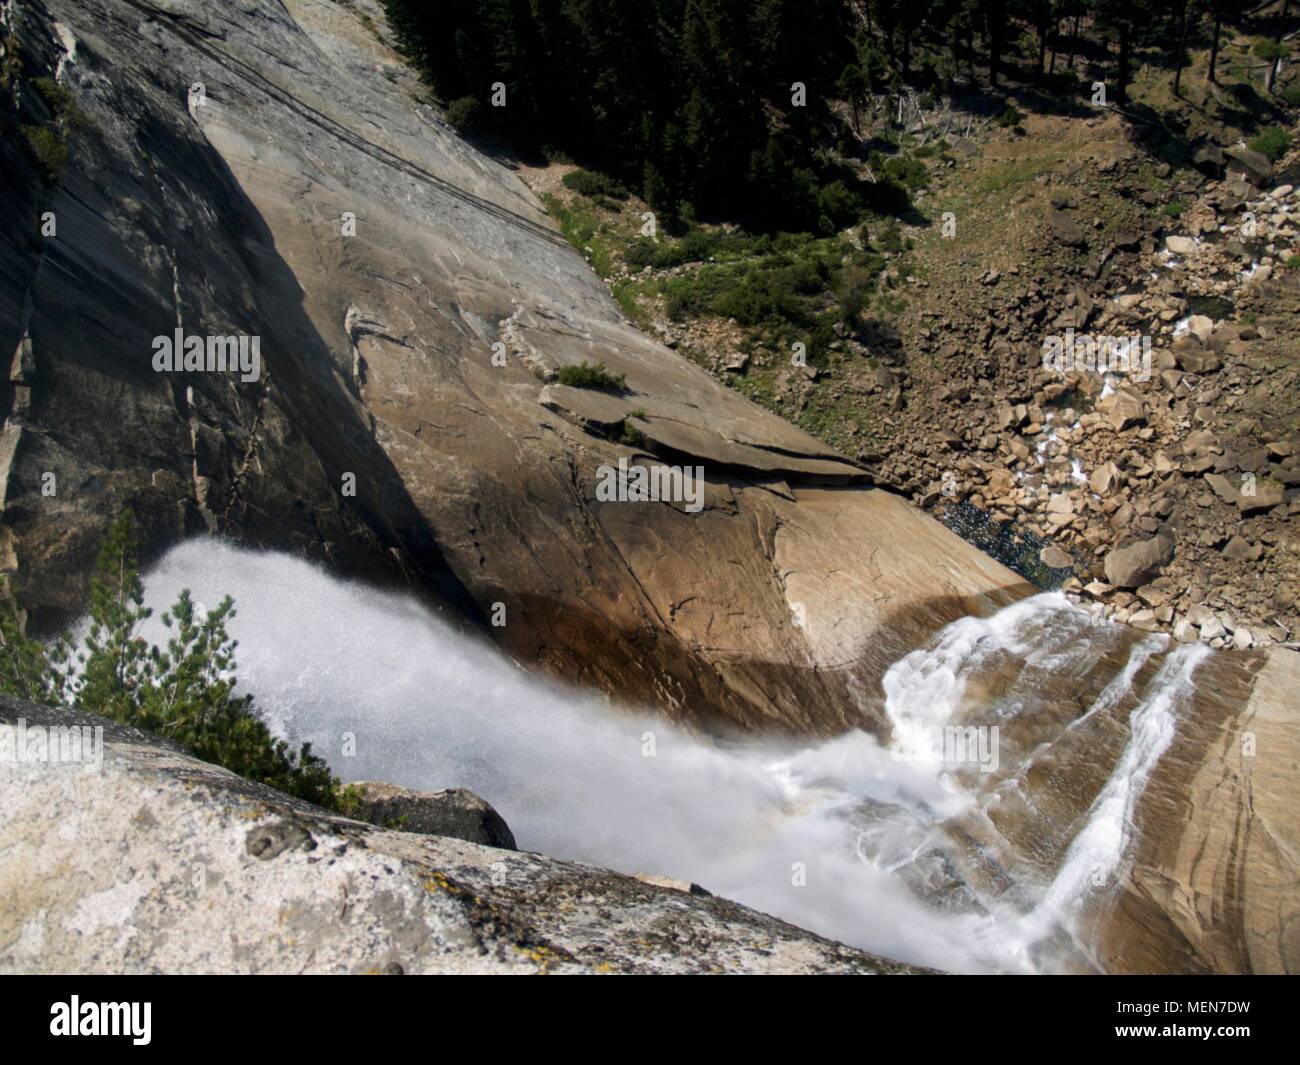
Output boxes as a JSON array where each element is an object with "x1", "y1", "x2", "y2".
[
  {"x1": 562, "y1": 168, "x2": 629, "y2": 200},
  {"x1": 0, "y1": 512, "x2": 360, "y2": 813},
  {"x1": 555, "y1": 361, "x2": 627, "y2": 392},
  {"x1": 21, "y1": 123, "x2": 67, "y2": 184},
  {"x1": 32, "y1": 76, "x2": 90, "y2": 130},
  {"x1": 1249, "y1": 125, "x2": 1291, "y2": 163}
]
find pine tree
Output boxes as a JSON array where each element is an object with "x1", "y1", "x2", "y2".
[{"x1": 0, "y1": 510, "x2": 349, "y2": 811}]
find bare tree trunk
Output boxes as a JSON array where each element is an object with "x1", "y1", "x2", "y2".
[
  {"x1": 989, "y1": 2, "x2": 1004, "y2": 88},
  {"x1": 1173, "y1": 1, "x2": 1193, "y2": 97},
  {"x1": 1265, "y1": 0, "x2": 1292, "y2": 92},
  {"x1": 1038, "y1": 5, "x2": 1050, "y2": 76},
  {"x1": 1209, "y1": 8, "x2": 1222, "y2": 84},
  {"x1": 1117, "y1": 23, "x2": 1131, "y2": 105}
]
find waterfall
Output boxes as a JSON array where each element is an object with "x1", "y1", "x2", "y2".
[
  {"x1": 137, "y1": 539, "x2": 1208, "y2": 973},
  {"x1": 1038, "y1": 642, "x2": 1209, "y2": 918}
]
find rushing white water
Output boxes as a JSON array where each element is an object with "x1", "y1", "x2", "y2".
[
  {"x1": 136, "y1": 540, "x2": 1208, "y2": 973},
  {"x1": 1039, "y1": 641, "x2": 1209, "y2": 919}
]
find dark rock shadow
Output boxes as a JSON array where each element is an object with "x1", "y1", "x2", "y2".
[{"x1": 1, "y1": 30, "x2": 482, "y2": 633}]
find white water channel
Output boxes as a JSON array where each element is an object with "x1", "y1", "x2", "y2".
[{"x1": 137, "y1": 540, "x2": 1208, "y2": 973}]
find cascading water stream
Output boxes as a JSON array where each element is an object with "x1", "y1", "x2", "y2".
[
  {"x1": 1037, "y1": 642, "x2": 1210, "y2": 919},
  {"x1": 135, "y1": 540, "x2": 1210, "y2": 974}
]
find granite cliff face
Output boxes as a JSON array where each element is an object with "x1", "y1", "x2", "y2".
[{"x1": 0, "y1": 0, "x2": 1030, "y2": 735}]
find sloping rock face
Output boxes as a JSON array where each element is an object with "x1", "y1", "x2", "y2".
[
  {"x1": 0, "y1": 697, "x2": 924, "y2": 974},
  {"x1": 1100, "y1": 646, "x2": 1300, "y2": 974},
  {"x1": 0, "y1": 0, "x2": 1031, "y2": 733}
]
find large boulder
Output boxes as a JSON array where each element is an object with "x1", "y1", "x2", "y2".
[
  {"x1": 1039, "y1": 545, "x2": 1073, "y2": 569},
  {"x1": 1102, "y1": 389, "x2": 1147, "y2": 432},
  {"x1": 1224, "y1": 146, "x2": 1274, "y2": 187},
  {"x1": 1190, "y1": 139, "x2": 1226, "y2": 178},
  {"x1": 350, "y1": 781, "x2": 517, "y2": 849},
  {"x1": 1048, "y1": 209, "x2": 1086, "y2": 246},
  {"x1": 0, "y1": 697, "x2": 924, "y2": 975},
  {"x1": 1174, "y1": 347, "x2": 1223, "y2": 374},
  {"x1": 1104, "y1": 531, "x2": 1175, "y2": 588}
]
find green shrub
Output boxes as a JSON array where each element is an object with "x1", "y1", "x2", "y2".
[
  {"x1": 612, "y1": 417, "x2": 645, "y2": 447},
  {"x1": 837, "y1": 263, "x2": 872, "y2": 324},
  {"x1": 882, "y1": 154, "x2": 929, "y2": 191},
  {"x1": 715, "y1": 279, "x2": 787, "y2": 325},
  {"x1": 1253, "y1": 40, "x2": 1288, "y2": 62},
  {"x1": 624, "y1": 237, "x2": 678, "y2": 269},
  {"x1": 713, "y1": 255, "x2": 830, "y2": 327},
  {"x1": 626, "y1": 233, "x2": 712, "y2": 269},
  {"x1": 678, "y1": 229, "x2": 716, "y2": 261},
  {"x1": 32, "y1": 76, "x2": 70, "y2": 108},
  {"x1": 1282, "y1": 86, "x2": 1300, "y2": 109},
  {"x1": 663, "y1": 271, "x2": 728, "y2": 320},
  {"x1": 626, "y1": 227, "x2": 772, "y2": 270},
  {"x1": 997, "y1": 104, "x2": 1023, "y2": 128},
  {"x1": 814, "y1": 179, "x2": 861, "y2": 229},
  {"x1": 445, "y1": 95, "x2": 481, "y2": 132},
  {"x1": 562, "y1": 168, "x2": 629, "y2": 199},
  {"x1": 0, "y1": 511, "x2": 353, "y2": 811},
  {"x1": 32, "y1": 76, "x2": 89, "y2": 131},
  {"x1": 873, "y1": 219, "x2": 905, "y2": 254},
  {"x1": 610, "y1": 279, "x2": 648, "y2": 324},
  {"x1": 1249, "y1": 125, "x2": 1291, "y2": 162},
  {"x1": 862, "y1": 175, "x2": 910, "y2": 214},
  {"x1": 21, "y1": 124, "x2": 67, "y2": 184},
  {"x1": 555, "y1": 360, "x2": 627, "y2": 390},
  {"x1": 540, "y1": 193, "x2": 618, "y2": 276}
]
